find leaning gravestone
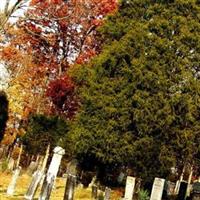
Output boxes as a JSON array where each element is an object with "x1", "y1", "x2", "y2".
[
  {"x1": 177, "y1": 181, "x2": 187, "y2": 200},
  {"x1": 7, "y1": 144, "x2": 23, "y2": 196},
  {"x1": 39, "y1": 146, "x2": 65, "y2": 200},
  {"x1": 25, "y1": 145, "x2": 50, "y2": 200},
  {"x1": 124, "y1": 176, "x2": 136, "y2": 200},
  {"x1": 27, "y1": 161, "x2": 37, "y2": 175},
  {"x1": 8, "y1": 157, "x2": 15, "y2": 171},
  {"x1": 63, "y1": 174, "x2": 76, "y2": 200},
  {"x1": 150, "y1": 178, "x2": 165, "y2": 200},
  {"x1": 7, "y1": 166, "x2": 21, "y2": 195}
]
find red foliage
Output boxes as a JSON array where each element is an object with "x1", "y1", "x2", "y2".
[
  {"x1": 46, "y1": 76, "x2": 79, "y2": 119},
  {"x1": 1, "y1": 0, "x2": 117, "y2": 119}
]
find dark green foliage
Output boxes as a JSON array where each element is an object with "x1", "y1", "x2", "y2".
[
  {"x1": 0, "y1": 91, "x2": 8, "y2": 142},
  {"x1": 70, "y1": 0, "x2": 200, "y2": 185},
  {"x1": 22, "y1": 114, "x2": 69, "y2": 155}
]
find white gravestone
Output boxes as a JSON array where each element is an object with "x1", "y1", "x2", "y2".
[
  {"x1": 7, "y1": 145, "x2": 23, "y2": 196},
  {"x1": 7, "y1": 166, "x2": 21, "y2": 195},
  {"x1": 39, "y1": 146, "x2": 65, "y2": 200},
  {"x1": 124, "y1": 176, "x2": 136, "y2": 200},
  {"x1": 150, "y1": 178, "x2": 165, "y2": 200},
  {"x1": 25, "y1": 145, "x2": 50, "y2": 200}
]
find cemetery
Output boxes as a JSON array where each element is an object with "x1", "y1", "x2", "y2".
[
  {"x1": 0, "y1": 0, "x2": 200, "y2": 200},
  {"x1": 0, "y1": 143, "x2": 200, "y2": 200}
]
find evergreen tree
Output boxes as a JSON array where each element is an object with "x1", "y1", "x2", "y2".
[
  {"x1": 70, "y1": 0, "x2": 200, "y2": 185},
  {"x1": 22, "y1": 114, "x2": 70, "y2": 155},
  {"x1": 0, "y1": 91, "x2": 9, "y2": 142}
]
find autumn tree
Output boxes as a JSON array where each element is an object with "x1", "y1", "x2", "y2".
[
  {"x1": 0, "y1": 0, "x2": 28, "y2": 33},
  {"x1": 69, "y1": 0, "x2": 200, "y2": 186},
  {"x1": 0, "y1": 0, "x2": 117, "y2": 121}
]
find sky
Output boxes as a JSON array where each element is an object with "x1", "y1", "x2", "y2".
[{"x1": 0, "y1": 0, "x2": 26, "y2": 89}]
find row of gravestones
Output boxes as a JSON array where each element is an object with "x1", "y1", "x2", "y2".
[
  {"x1": 5, "y1": 145, "x2": 198, "y2": 200},
  {"x1": 5, "y1": 146, "x2": 113, "y2": 200}
]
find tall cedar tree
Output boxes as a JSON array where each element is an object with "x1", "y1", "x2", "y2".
[
  {"x1": 0, "y1": 91, "x2": 9, "y2": 142},
  {"x1": 70, "y1": 0, "x2": 200, "y2": 186},
  {"x1": 22, "y1": 114, "x2": 69, "y2": 155}
]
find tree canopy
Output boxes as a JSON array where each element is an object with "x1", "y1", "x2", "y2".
[
  {"x1": 22, "y1": 114, "x2": 69, "y2": 155},
  {"x1": 70, "y1": 0, "x2": 200, "y2": 185}
]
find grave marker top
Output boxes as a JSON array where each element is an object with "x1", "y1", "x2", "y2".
[
  {"x1": 150, "y1": 178, "x2": 165, "y2": 200},
  {"x1": 124, "y1": 176, "x2": 135, "y2": 200}
]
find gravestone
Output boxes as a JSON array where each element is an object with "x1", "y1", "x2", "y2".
[
  {"x1": 124, "y1": 176, "x2": 136, "y2": 200},
  {"x1": 167, "y1": 181, "x2": 176, "y2": 196},
  {"x1": 25, "y1": 145, "x2": 50, "y2": 200},
  {"x1": 104, "y1": 187, "x2": 111, "y2": 200},
  {"x1": 117, "y1": 172, "x2": 125, "y2": 184},
  {"x1": 150, "y1": 178, "x2": 165, "y2": 200},
  {"x1": 7, "y1": 144, "x2": 23, "y2": 196},
  {"x1": 7, "y1": 166, "x2": 21, "y2": 195},
  {"x1": 63, "y1": 174, "x2": 76, "y2": 200},
  {"x1": 66, "y1": 159, "x2": 78, "y2": 176},
  {"x1": 8, "y1": 158, "x2": 15, "y2": 171},
  {"x1": 177, "y1": 181, "x2": 187, "y2": 200},
  {"x1": 27, "y1": 161, "x2": 37, "y2": 175},
  {"x1": 39, "y1": 146, "x2": 65, "y2": 200},
  {"x1": 174, "y1": 180, "x2": 180, "y2": 194},
  {"x1": 24, "y1": 170, "x2": 44, "y2": 200},
  {"x1": 91, "y1": 185, "x2": 98, "y2": 199}
]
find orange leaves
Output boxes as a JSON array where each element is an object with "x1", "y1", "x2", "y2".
[
  {"x1": 76, "y1": 49, "x2": 96, "y2": 64},
  {"x1": 46, "y1": 75, "x2": 79, "y2": 118},
  {"x1": 1, "y1": 0, "x2": 118, "y2": 122}
]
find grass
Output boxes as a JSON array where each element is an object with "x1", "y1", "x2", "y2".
[{"x1": 0, "y1": 172, "x2": 122, "y2": 200}]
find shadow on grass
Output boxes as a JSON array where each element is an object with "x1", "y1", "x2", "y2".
[
  {"x1": 56, "y1": 186, "x2": 64, "y2": 189},
  {"x1": 0, "y1": 188, "x2": 7, "y2": 193},
  {"x1": 14, "y1": 193, "x2": 24, "y2": 197}
]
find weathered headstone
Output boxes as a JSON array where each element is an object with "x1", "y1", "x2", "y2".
[
  {"x1": 104, "y1": 187, "x2": 111, "y2": 200},
  {"x1": 117, "y1": 172, "x2": 125, "y2": 184},
  {"x1": 27, "y1": 161, "x2": 37, "y2": 175},
  {"x1": 66, "y1": 159, "x2": 78, "y2": 176},
  {"x1": 7, "y1": 144, "x2": 23, "y2": 196},
  {"x1": 150, "y1": 178, "x2": 165, "y2": 200},
  {"x1": 25, "y1": 145, "x2": 50, "y2": 200},
  {"x1": 8, "y1": 157, "x2": 15, "y2": 171},
  {"x1": 167, "y1": 181, "x2": 176, "y2": 196},
  {"x1": 39, "y1": 146, "x2": 65, "y2": 200},
  {"x1": 7, "y1": 166, "x2": 21, "y2": 195},
  {"x1": 24, "y1": 170, "x2": 44, "y2": 200},
  {"x1": 63, "y1": 174, "x2": 76, "y2": 200},
  {"x1": 124, "y1": 176, "x2": 136, "y2": 200},
  {"x1": 91, "y1": 185, "x2": 98, "y2": 199}
]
